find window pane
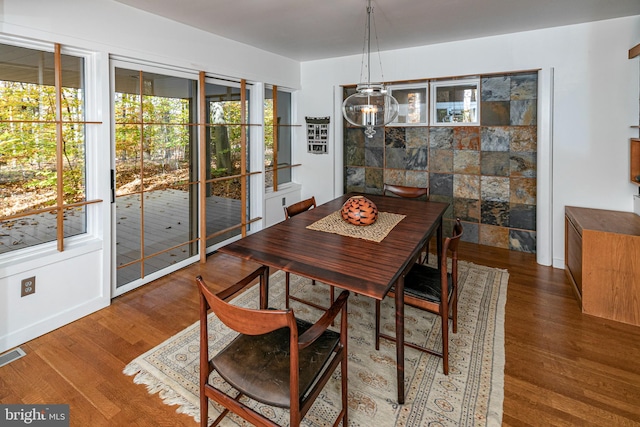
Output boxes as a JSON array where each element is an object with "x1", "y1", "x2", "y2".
[
  {"x1": 276, "y1": 90, "x2": 292, "y2": 185},
  {"x1": 0, "y1": 122, "x2": 57, "y2": 217},
  {"x1": 0, "y1": 42, "x2": 88, "y2": 254},
  {"x1": 62, "y1": 123, "x2": 86, "y2": 204},
  {"x1": 115, "y1": 124, "x2": 142, "y2": 193},
  {"x1": 142, "y1": 124, "x2": 194, "y2": 191},
  {"x1": 205, "y1": 177, "x2": 241, "y2": 246}
]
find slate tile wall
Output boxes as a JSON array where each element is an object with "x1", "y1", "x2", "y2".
[{"x1": 344, "y1": 71, "x2": 538, "y2": 253}]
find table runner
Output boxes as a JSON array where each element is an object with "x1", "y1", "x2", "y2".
[{"x1": 306, "y1": 210, "x2": 405, "y2": 242}]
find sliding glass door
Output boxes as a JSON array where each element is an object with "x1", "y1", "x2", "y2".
[{"x1": 113, "y1": 67, "x2": 198, "y2": 293}]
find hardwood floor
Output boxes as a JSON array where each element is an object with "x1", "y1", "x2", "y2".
[{"x1": 1, "y1": 243, "x2": 640, "y2": 426}]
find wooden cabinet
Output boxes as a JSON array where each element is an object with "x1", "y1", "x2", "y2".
[{"x1": 565, "y1": 206, "x2": 640, "y2": 326}]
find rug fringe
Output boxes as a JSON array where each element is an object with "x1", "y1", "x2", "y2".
[{"x1": 123, "y1": 363, "x2": 202, "y2": 422}]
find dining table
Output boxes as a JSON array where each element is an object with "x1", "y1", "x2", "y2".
[{"x1": 218, "y1": 192, "x2": 449, "y2": 404}]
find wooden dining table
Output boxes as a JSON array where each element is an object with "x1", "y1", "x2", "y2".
[{"x1": 218, "y1": 192, "x2": 449, "y2": 404}]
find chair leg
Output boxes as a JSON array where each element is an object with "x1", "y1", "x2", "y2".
[
  {"x1": 200, "y1": 391, "x2": 208, "y2": 427},
  {"x1": 441, "y1": 307, "x2": 449, "y2": 375},
  {"x1": 375, "y1": 299, "x2": 381, "y2": 350},
  {"x1": 452, "y1": 290, "x2": 458, "y2": 334},
  {"x1": 285, "y1": 272, "x2": 291, "y2": 309}
]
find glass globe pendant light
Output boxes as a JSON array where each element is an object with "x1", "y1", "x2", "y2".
[{"x1": 342, "y1": 0, "x2": 399, "y2": 138}]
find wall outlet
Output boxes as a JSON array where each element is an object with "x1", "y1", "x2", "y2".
[{"x1": 21, "y1": 276, "x2": 36, "y2": 297}]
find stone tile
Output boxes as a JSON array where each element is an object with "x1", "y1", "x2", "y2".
[
  {"x1": 510, "y1": 203, "x2": 536, "y2": 230},
  {"x1": 365, "y1": 146, "x2": 383, "y2": 167},
  {"x1": 481, "y1": 200, "x2": 510, "y2": 226},
  {"x1": 459, "y1": 221, "x2": 479, "y2": 244},
  {"x1": 481, "y1": 101, "x2": 510, "y2": 126},
  {"x1": 345, "y1": 143, "x2": 364, "y2": 166},
  {"x1": 510, "y1": 126, "x2": 537, "y2": 152},
  {"x1": 429, "y1": 127, "x2": 454, "y2": 149},
  {"x1": 509, "y1": 230, "x2": 536, "y2": 253},
  {"x1": 454, "y1": 174, "x2": 480, "y2": 199},
  {"x1": 365, "y1": 168, "x2": 384, "y2": 193},
  {"x1": 430, "y1": 195, "x2": 454, "y2": 219},
  {"x1": 406, "y1": 147, "x2": 428, "y2": 170},
  {"x1": 429, "y1": 149, "x2": 453, "y2": 173},
  {"x1": 481, "y1": 176, "x2": 509, "y2": 202},
  {"x1": 479, "y1": 224, "x2": 509, "y2": 249},
  {"x1": 453, "y1": 150, "x2": 480, "y2": 174},
  {"x1": 453, "y1": 126, "x2": 480, "y2": 150},
  {"x1": 384, "y1": 169, "x2": 404, "y2": 186},
  {"x1": 482, "y1": 76, "x2": 510, "y2": 101},
  {"x1": 510, "y1": 177, "x2": 536, "y2": 204},
  {"x1": 481, "y1": 127, "x2": 510, "y2": 151},
  {"x1": 345, "y1": 127, "x2": 365, "y2": 146},
  {"x1": 405, "y1": 170, "x2": 429, "y2": 188},
  {"x1": 510, "y1": 152, "x2": 537, "y2": 178},
  {"x1": 510, "y1": 100, "x2": 536, "y2": 126},
  {"x1": 365, "y1": 128, "x2": 385, "y2": 148},
  {"x1": 429, "y1": 173, "x2": 453, "y2": 197},
  {"x1": 345, "y1": 166, "x2": 365, "y2": 189},
  {"x1": 406, "y1": 127, "x2": 429, "y2": 148},
  {"x1": 481, "y1": 152, "x2": 510, "y2": 176},
  {"x1": 385, "y1": 147, "x2": 405, "y2": 169},
  {"x1": 453, "y1": 197, "x2": 480, "y2": 222},
  {"x1": 385, "y1": 127, "x2": 406, "y2": 148},
  {"x1": 511, "y1": 74, "x2": 538, "y2": 100}
]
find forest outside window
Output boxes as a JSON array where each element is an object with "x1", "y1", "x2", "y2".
[
  {"x1": 0, "y1": 41, "x2": 101, "y2": 255},
  {"x1": 264, "y1": 86, "x2": 293, "y2": 191}
]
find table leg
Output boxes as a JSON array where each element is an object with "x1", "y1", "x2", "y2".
[
  {"x1": 395, "y1": 274, "x2": 405, "y2": 404},
  {"x1": 260, "y1": 266, "x2": 269, "y2": 309}
]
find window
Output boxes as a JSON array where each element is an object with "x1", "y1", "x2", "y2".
[
  {"x1": 0, "y1": 41, "x2": 100, "y2": 255},
  {"x1": 430, "y1": 79, "x2": 480, "y2": 126},
  {"x1": 388, "y1": 84, "x2": 429, "y2": 125},
  {"x1": 264, "y1": 86, "x2": 293, "y2": 191}
]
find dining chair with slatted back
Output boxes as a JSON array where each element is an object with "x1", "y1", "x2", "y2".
[
  {"x1": 196, "y1": 270, "x2": 349, "y2": 427},
  {"x1": 383, "y1": 183, "x2": 431, "y2": 263},
  {"x1": 375, "y1": 218, "x2": 463, "y2": 375},
  {"x1": 283, "y1": 196, "x2": 335, "y2": 311}
]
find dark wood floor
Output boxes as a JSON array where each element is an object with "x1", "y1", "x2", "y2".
[{"x1": 1, "y1": 243, "x2": 640, "y2": 426}]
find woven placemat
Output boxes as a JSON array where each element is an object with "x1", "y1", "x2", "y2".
[{"x1": 306, "y1": 210, "x2": 406, "y2": 242}]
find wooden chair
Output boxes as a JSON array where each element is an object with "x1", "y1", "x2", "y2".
[
  {"x1": 383, "y1": 183, "x2": 430, "y2": 263},
  {"x1": 283, "y1": 196, "x2": 335, "y2": 311},
  {"x1": 375, "y1": 218, "x2": 463, "y2": 375},
  {"x1": 195, "y1": 268, "x2": 349, "y2": 427}
]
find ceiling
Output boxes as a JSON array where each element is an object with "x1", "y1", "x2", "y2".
[{"x1": 115, "y1": 0, "x2": 640, "y2": 62}]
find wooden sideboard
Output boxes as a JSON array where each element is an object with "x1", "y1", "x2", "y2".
[{"x1": 565, "y1": 206, "x2": 640, "y2": 326}]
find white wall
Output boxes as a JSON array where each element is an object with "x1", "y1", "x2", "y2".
[
  {"x1": 298, "y1": 15, "x2": 640, "y2": 269},
  {"x1": 0, "y1": 0, "x2": 300, "y2": 353}
]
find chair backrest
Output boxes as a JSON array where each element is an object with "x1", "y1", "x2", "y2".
[
  {"x1": 196, "y1": 274, "x2": 295, "y2": 337},
  {"x1": 440, "y1": 218, "x2": 464, "y2": 275},
  {"x1": 284, "y1": 196, "x2": 316, "y2": 219},
  {"x1": 383, "y1": 183, "x2": 429, "y2": 199}
]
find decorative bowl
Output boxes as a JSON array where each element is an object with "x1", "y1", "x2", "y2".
[{"x1": 340, "y1": 195, "x2": 378, "y2": 226}]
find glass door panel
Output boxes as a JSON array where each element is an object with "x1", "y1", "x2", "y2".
[{"x1": 114, "y1": 67, "x2": 198, "y2": 292}]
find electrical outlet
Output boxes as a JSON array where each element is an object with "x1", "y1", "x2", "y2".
[{"x1": 21, "y1": 276, "x2": 36, "y2": 297}]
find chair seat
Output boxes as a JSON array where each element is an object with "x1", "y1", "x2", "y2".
[
  {"x1": 403, "y1": 264, "x2": 453, "y2": 303},
  {"x1": 211, "y1": 317, "x2": 341, "y2": 408}
]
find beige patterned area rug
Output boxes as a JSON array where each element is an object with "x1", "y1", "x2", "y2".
[{"x1": 124, "y1": 261, "x2": 508, "y2": 426}]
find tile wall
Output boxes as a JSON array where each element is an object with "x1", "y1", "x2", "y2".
[{"x1": 344, "y1": 71, "x2": 538, "y2": 253}]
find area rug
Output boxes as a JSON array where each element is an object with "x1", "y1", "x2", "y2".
[{"x1": 124, "y1": 261, "x2": 508, "y2": 426}]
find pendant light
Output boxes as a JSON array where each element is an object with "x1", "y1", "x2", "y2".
[{"x1": 342, "y1": 0, "x2": 399, "y2": 138}]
